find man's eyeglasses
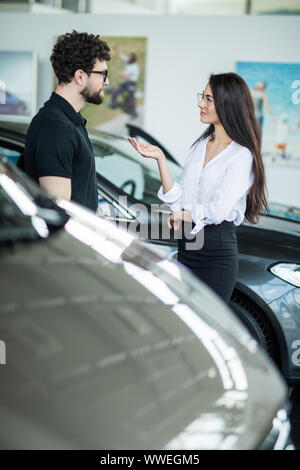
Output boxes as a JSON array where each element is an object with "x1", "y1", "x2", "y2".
[
  {"x1": 197, "y1": 92, "x2": 214, "y2": 106},
  {"x1": 87, "y1": 69, "x2": 109, "y2": 82}
]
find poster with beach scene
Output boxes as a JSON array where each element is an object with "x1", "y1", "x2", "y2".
[
  {"x1": 236, "y1": 61, "x2": 300, "y2": 167},
  {"x1": 81, "y1": 36, "x2": 147, "y2": 136},
  {"x1": 0, "y1": 50, "x2": 38, "y2": 122}
]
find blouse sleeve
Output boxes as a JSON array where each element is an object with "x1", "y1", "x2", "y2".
[
  {"x1": 191, "y1": 148, "x2": 254, "y2": 234},
  {"x1": 157, "y1": 181, "x2": 183, "y2": 213}
]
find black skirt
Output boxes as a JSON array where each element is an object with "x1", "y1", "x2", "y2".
[{"x1": 177, "y1": 220, "x2": 238, "y2": 304}]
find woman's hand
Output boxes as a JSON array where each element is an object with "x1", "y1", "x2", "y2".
[
  {"x1": 168, "y1": 210, "x2": 193, "y2": 231},
  {"x1": 128, "y1": 137, "x2": 165, "y2": 161}
]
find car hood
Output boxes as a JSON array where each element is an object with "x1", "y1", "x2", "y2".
[
  {"x1": 237, "y1": 214, "x2": 300, "y2": 261},
  {"x1": 255, "y1": 213, "x2": 300, "y2": 235},
  {"x1": 0, "y1": 158, "x2": 289, "y2": 450}
]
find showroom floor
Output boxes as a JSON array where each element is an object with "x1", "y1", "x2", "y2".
[{"x1": 290, "y1": 388, "x2": 300, "y2": 449}]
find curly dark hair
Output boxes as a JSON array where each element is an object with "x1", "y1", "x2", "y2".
[{"x1": 51, "y1": 30, "x2": 111, "y2": 84}]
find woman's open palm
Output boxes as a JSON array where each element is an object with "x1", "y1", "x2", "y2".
[{"x1": 128, "y1": 137, "x2": 164, "y2": 161}]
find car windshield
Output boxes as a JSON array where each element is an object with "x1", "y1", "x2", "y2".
[{"x1": 91, "y1": 137, "x2": 182, "y2": 206}]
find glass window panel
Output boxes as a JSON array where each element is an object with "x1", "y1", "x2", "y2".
[{"x1": 93, "y1": 140, "x2": 181, "y2": 205}]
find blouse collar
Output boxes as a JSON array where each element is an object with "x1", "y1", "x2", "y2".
[{"x1": 202, "y1": 137, "x2": 236, "y2": 170}]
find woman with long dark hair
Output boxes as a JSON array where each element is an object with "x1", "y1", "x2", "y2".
[{"x1": 128, "y1": 72, "x2": 268, "y2": 303}]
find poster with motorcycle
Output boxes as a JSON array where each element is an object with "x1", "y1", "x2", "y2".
[
  {"x1": 0, "y1": 50, "x2": 38, "y2": 122},
  {"x1": 81, "y1": 36, "x2": 147, "y2": 136},
  {"x1": 236, "y1": 61, "x2": 300, "y2": 167}
]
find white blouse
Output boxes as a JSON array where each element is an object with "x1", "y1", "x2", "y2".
[{"x1": 158, "y1": 137, "x2": 254, "y2": 234}]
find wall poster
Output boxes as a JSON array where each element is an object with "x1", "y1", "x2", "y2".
[
  {"x1": 0, "y1": 50, "x2": 38, "y2": 122},
  {"x1": 236, "y1": 61, "x2": 300, "y2": 167}
]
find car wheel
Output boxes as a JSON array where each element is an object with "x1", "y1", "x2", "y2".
[{"x1": 229, "y1": 292, "x2": 280, "y2": 365}]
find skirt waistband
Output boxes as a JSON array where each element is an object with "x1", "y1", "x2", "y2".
[{"x1": 187, "y1": 220, "x2": 236, "y2": 231}]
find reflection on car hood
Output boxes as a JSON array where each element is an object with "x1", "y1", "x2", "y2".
[
  {"x1": 52, "y1": 199, "x2": 288, "y2": 450},
  {"x1": 0, "y1": 146, "x2": 289, "y2": 450},
  {"x1": 238, "y1": 214, "x2": 300, "y2": 261},
  {"x1": 253, "y1": 213, "x2": 300, "y2": 235}
]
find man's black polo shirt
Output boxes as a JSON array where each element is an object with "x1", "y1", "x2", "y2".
[{"x1": 24, "y1": 92, "x2": 98, "y2": 212}]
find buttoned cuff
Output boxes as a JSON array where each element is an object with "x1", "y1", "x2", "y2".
[
  {"x1": 191, "y1": 202, "x2": 206, "y2": 234},
  {"x1": 157, "y1": 182, "x2": 182, "y2": 203}
]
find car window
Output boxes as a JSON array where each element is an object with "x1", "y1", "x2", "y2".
[
  {"x1": 92, "y1": 140, "x2": 182, "y2": 206},
  {"x1": 0, "y1": 145, "x2": 22, "y2": 166},
  {"x1": 97, "y1": 190, "x2": 130, "y2": 220}
]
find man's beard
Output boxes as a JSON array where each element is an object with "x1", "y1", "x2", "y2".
[{"x1": 80, "y1": 86, "x2": 103, "y2": 105}]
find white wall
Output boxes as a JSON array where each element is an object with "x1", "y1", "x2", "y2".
[
  {"x1": 89, "y1": 0, "x2": 156, "y2": 14},
  {"x1": 0, "y1": 13, "x2": 299, "y2": 205}
]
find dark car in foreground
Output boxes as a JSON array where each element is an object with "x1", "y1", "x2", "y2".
[
  {"x1": 0, "y1": 156, "x2": 292, "y2": 449},
  {"x1": 0, "y1": 122, "x2": 300, "y2": 386}
]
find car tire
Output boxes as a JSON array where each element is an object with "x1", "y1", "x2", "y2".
[{"x1": 229, "y1": 292, "x2": 280, "y2": 365}]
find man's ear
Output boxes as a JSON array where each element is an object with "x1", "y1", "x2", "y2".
[{"x1": 74, "y1": 69, "x2": 87, "y2": 86}]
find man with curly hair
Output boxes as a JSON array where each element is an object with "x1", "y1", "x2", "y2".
[{"x1": 24, "y1": 31, "x2": 110, "y2": 212}]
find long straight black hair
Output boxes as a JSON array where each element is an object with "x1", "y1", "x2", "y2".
[{"x1": 193, "y1": 72, "x2": 268, "y2": 224}]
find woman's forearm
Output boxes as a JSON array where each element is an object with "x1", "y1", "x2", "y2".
[{"x1": 157, "y1": 155, "x2": 175, "y2": 194}]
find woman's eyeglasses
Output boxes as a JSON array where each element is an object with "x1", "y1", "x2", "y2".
[
  {"x1": 87, "y1": 69, "x2": 109, "y2": 82},
  {"x1": 197, "y1": 92, "x2": 214, "y2": 106}
]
